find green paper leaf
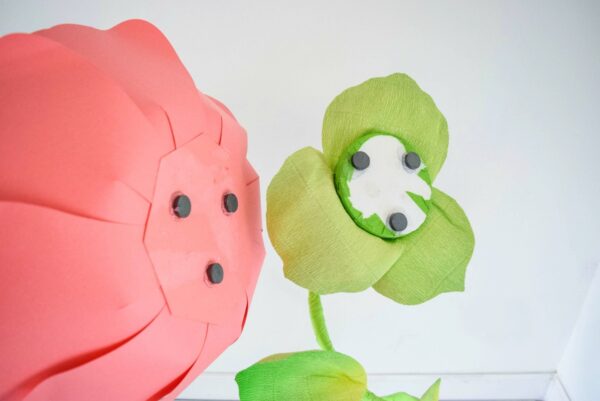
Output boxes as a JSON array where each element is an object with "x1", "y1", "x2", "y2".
[
  {"x1": 236, "y1": 350, "x2": 367, "y2": 401},
  {"x1": 322, "y1": 73, "x2": 449, "y2": 181},
  {"x1": 267, "y1": 147, "x2": 402, "y2": 294},
  {"x1": 373, "y1": 188, "x2": 475, "y2": 304}
]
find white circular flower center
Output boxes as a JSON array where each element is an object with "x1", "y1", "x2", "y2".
[{"x1": 348, "y1": 135, "x2": 431, "y2": 235}]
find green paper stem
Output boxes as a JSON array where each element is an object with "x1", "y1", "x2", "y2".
[
  {"x1": 309, "y1": 292, "x2": 335, "y2": 352},
  {"x1": 309, "y1": 293, "x2": 393, "y2": 401}
]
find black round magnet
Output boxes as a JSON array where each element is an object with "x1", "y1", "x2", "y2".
[
  {"x1": 389, "y1": 212, "x2": 408, "y2": 232},
  {"x1": 172, "y1": 194, "x2": 191, "y2": 218},
  {"x1": 403, "y1": 152, "x2": 421, "y2": 170},
  {"x1": 351, "y1": 151, "x2": 370, "y2": 170},
  {"x1": 206, "y1": 263, "x2": 224, "y2": 284},
  {"x1": 223, "y1": 193, "x2": 238, "y2": 213}
]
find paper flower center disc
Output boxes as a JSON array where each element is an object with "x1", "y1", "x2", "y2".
[{"x1": 335, "y1": 134, "x2": 432, "y2": 238}]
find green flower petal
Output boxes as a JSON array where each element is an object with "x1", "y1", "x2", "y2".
[
  {"x1": 373, "y1": 188, "x2": 475, "y2": 304},
  {"x1": 267, "y1": 147, "x2": 402, "y2": 294},
  {"x1": 236, "y1": 350, "x2": 367, "y2": 401},
  {"x1": 322, "y1": 74, "x2": 448, "y2": 181}
]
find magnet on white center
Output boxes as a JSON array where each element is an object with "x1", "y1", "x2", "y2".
[
  {"x1": 389, "y1": 212, "x2": 408, "y2": 232},
  {"x1": 403, "y1": 152, "x2": 421, "y2": 170},
  {"x1": 351, "y1": 151, "x2": 370, "y2": 170}
]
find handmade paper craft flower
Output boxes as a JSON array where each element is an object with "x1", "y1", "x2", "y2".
[
  {"x1": 267, "y1": 73, "x2": 474, "y2": 305},
  {"x1": 0, "y1": 20, "x2": 264, "y2": 401},
  {"x1": 237, "y1": 74, "x2": 475, "y2": 401}
]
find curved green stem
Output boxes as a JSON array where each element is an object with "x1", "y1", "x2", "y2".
[
  {"x1": 308, "y1": 292, "x2": 433, "y2": 401},
  {"x1": 308, "y1": 292, "x2": 334, "y2": 351},
  {"x1": 308, "y1": 293, "x2": 379, "y2": 401}
]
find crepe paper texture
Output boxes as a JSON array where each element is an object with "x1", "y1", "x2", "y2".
[
  {"x1": 238, "y1": 74, "x2": 475, "y2": 400},
  {"x1": 266, "y1": 73, "x2": 474, "y2": 304},
  {"x1": 0, "y1": 20, "x2": 265, "y2": 401},
  {"x1": 236, "y1": 350, "x2": 367, "y2": 401}
]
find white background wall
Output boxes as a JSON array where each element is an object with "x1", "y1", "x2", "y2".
[
  {"x1": 2, "y1": 1, "x2": 599, "y2": 399},
  {"x1": 554, "y1": 268, "x2": 600, "y2": 401}
]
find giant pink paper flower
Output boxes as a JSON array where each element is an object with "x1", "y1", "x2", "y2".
[{"x1": 0, "y1": 20, "x2": 264, "y2": 401}]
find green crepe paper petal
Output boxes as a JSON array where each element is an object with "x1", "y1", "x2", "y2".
[
  {"x1": 373, "y1": 188, "x2": 475, "y2": 305},
  {"x1": 267, "y1": 147, "x2": 403, "y2": 294},
  {"x1": 236, "y1": 350, "x2": 368, "y2": 401},
  {"x1": 322, "y1": 73, "x2": 449, "y2": 182}
]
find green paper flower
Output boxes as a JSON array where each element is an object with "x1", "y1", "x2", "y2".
[{"x1": 267, "y1": 74, "x2": 475, "y2": 304}]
